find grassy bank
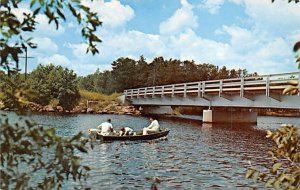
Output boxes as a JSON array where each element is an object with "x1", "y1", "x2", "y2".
[
  {"x1": 79, "y1": 90, "x2": 120, "y2": 102},
  {"x1": 78, "y1": 90, "x2": 122, "y2": 111}
]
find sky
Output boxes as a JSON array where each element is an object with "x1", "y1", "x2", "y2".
[{"x1": 16, "y1": 0, "x2": 300, "y2": 76}]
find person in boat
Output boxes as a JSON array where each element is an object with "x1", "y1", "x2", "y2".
[
  {"x1": 97, "y1": 119, "x2": 115, "y2": 136},
  {"x1": 119, "y1": 127, "x2": 135, "y2": 136},
  {"x1": 142, "y1": 116, "x2": 160, "y2": 135}
]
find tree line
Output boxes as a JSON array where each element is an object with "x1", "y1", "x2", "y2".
[
  {"x1": 78, "y1": 56, "x2": 258, "y2": 94},
  {"x1": 1, "y1": 56, "x2": 257, "y2": 110}
]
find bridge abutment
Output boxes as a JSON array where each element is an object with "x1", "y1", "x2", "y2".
[{"x1": 203, "y1": 110, "x2": 257, "y2": 123}]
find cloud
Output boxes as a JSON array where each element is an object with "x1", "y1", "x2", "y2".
[
  {"x1": 38, "y1": 54, "x2": 70, "y2": 66},
  {"x1": 234, "y1": 0, "x2": 300, "y2": 36},
  {"x1": 23, "y1": 0, "x2": 299, "y2": 76},
  {"x1": 200, "y1": 0, "x2": 225, "y2": 14},
  {"x1": 81, "y1": 0, "x2": 134, "y2": 28},
  {"x1": 159, "y1": 0, "x2": 198, "y2": 35},
  {"x1": 32, "y1": 37, "x2": 58, "y2": 54},
  {"x1": 35, "y1": 14, "x2": 65, "y2": 36}
]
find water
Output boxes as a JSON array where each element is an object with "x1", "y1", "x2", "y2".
[{"x1": 1, "y1": 111, "x2": 300, "y2": 189}]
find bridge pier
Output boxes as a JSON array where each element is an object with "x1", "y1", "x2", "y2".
[{"x1": 203, "y1": 110, "x2": 257, "y2": 123}]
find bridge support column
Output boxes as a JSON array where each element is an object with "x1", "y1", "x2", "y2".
[
  {"x1": 142, "y1": 106, "x2": 173, "y2": 115},
  {"x1": 203, "y1": 110, "x2": 257, "y2": 123}
]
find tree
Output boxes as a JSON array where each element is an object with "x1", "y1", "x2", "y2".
[
  {"x1": 28, "y1": 64, "x2": 80, "y2": 110},
  {"x1": 110, "y1": 57, "x2": 137, "y2": 92},
  {"x1": 218, "y1": 66, "x2": 229, "y2": 79},
  {"x1": 0, "y1": 0, "x2": 102, "y2": 74}
]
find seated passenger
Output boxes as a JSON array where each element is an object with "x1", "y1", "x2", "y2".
[
  {"x1": 119, "y1": 127, "x2": 135, "y2": 136},
  {"x1": 142, "y1": 116, "x2": 160, "y2": 135},
  {"x1": 97, "y1": 119, "x2": 114, "y2": 136}
]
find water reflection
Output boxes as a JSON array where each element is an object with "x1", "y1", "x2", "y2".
[{"x1": 2, "y1": 111, "x2": 300, "y2": 190}]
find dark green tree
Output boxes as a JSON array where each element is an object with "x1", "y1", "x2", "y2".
[
  {"x1": 110, "y1": 57, "x2": 137, "y2": 92},
  {"x1": 28, "y1": 64, "x2": 80, "y2": 110}
]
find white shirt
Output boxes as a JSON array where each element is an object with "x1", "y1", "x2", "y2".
[
  {"x1": 147, "y1": 120, "x2": 160, "y2": 131},
  {"x1": 97, "y1": 122, "x2": 113, "y2": 135},
  {"x1": 124, "y1": 127, "x2": 133, "y2": 133},
  {"x1": 120, "y1": 127, "x2": 134, "y2": 136}
]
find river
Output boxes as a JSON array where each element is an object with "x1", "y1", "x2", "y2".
[{"x1": 1, "y1": 111, "x2": 300, "y2": 189}]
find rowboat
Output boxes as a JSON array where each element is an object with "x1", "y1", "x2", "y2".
[{"x1": 96, "y1": 128, "x2": 170, "y2": 142}]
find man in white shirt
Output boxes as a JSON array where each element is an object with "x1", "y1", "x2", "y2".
[
  {"x1": 97, "y1": 119, "x2": 114, "y2": 136},
  {"x1": 143, "y1": 117, "x2": 160, "y2": 135}
]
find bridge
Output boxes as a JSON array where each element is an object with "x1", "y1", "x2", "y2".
[{"x1": 124, "y1": 72, "x2": 300, "y2": 123}]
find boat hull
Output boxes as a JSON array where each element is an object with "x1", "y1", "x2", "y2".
[{"x1": 97, "y1": 129, "x2": 170, "y2": 141}]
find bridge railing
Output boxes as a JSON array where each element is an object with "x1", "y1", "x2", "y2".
[{"x1": 124, "y1": 72, "x2": 300, "y2": 98}]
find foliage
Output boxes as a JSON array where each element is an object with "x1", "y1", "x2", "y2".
[
  {"x1": 272, "y1": 0, "x2": 299, "y2": 3},
  {"x1": 0, "y1": 115, "x2": 92, "y2": 190},
  {"x1": 282, "y1": 41, "x2": 300, "y2": 95},
  {"x1": 0, "y1": 0, "x2": 101, "y2": 74},
  {"x1": 78, "y1": 69, "x2": 113, "y2": 94},
  {"x1": 27, "y1": 64, "x2": 80, "y2": 110},
  {"x1": 49, "y1": 98, "x2": 60, "y2": 108},
  {"x1": 78, "y1": 56, "x2": 257, "y2": 94},
  {"x1": 0, "y1": 73, "x2": 36, "y2": 110},
  {"x1": 294, "y1": 41, "x2": 300, "y2": 70},
  {"x1": 246, "y1": 124, "x2": 300, "y2": 189}
]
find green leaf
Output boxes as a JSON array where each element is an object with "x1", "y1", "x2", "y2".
[
  {"x1": 266, "y1": 130, "x2": 272, "y2": 138},
  {"x1": 33, "y1": 7, "x2": 41, "y2": 15},
  {"x1": 56, "y1": 8, "x2": 66, "y2": 21},
  {"x1": 68, "y1": 3, "x2": 77, "y2": 18},
  {"x1": 45, "y1": 128, "x2": 55, "y2": 137},
  {"x1": 293, "y1": 41, "x2": 300, "y2": 52},
  {"x1": 245, "y1": 169, "x2": 255, "y2": 178},
  {"x1": 272, "y1": 162, "x2": 282, "y2": 173},
  {"x1": 30, "y1": 0, "x2": 37, "y2": 8},
  {"x1": 274, "y1": 180, "x2": 280, "y2": 189},
  {"x1": 39, "y1": 0, "x2": 44, "y2": 6},
  {"x1": 265, "y1": 179, "x2": 275, "y2": 187}
]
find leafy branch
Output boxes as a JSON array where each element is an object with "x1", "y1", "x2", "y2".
[
  {"x1": 246, "y1": 124, "x2": 300, "y2": 189},
  {"x1": 0, "y1": 0, "x2": 102, "y2": 74},
  {"x1": 0, "y1": 115, "x2": 92, "y2": 189}
]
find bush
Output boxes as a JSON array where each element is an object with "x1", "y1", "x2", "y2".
[
  {"x1": 28, "y1": 64, "x2": 80, "y2": 110},
  {"x1": 246, "y1": 124, "x2": 300, "y2": 189},
  {"x1": 79, "y1": 90, "x2": 120, "y2": 102}
]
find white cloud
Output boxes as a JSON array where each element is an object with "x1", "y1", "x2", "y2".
[
  {"x1": 38, "y1": 54, "x2": 70, "y2": 66},
  {"x1": 200, "y1": 0, "x2": 225, "y2": 14},
  {"x1": 234, "y1": 0, "x2": 300, "y2": 36},
  {"x1": 26, "y1": 0, "x2": 299, "y2": 76},
  {"x1": 35, "y1": 14, "x2": 65, "y2": 36},
  {"x1": 159, "y1": 0, "x2": 198, "y2": 35},
  {"x1": 32, "y1": 37, "x2": 58, "y2": 54},
  {"x1": 81, "y1": 0, "x2": 134, "y2": 28}
]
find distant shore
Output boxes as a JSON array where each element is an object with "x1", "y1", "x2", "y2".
[
  {"x1": 1, "y1": 101, "x2": 299, "y2": 118},
  {"x1": 0, "y1": 101, "x2": 141, "y2": 116}
]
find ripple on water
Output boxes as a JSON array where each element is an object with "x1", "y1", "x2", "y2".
[{"x1": 3, "y1": 112, "x2": 297, "y2": 189}]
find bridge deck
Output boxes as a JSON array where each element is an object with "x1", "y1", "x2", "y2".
[{"x1": 124, "y1": 72, "x2": 300, "y2": 109}]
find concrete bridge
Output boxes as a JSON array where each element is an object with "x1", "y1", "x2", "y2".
[{"x1": 123, "y1": 72, "x2": 300, "y2": 123}]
